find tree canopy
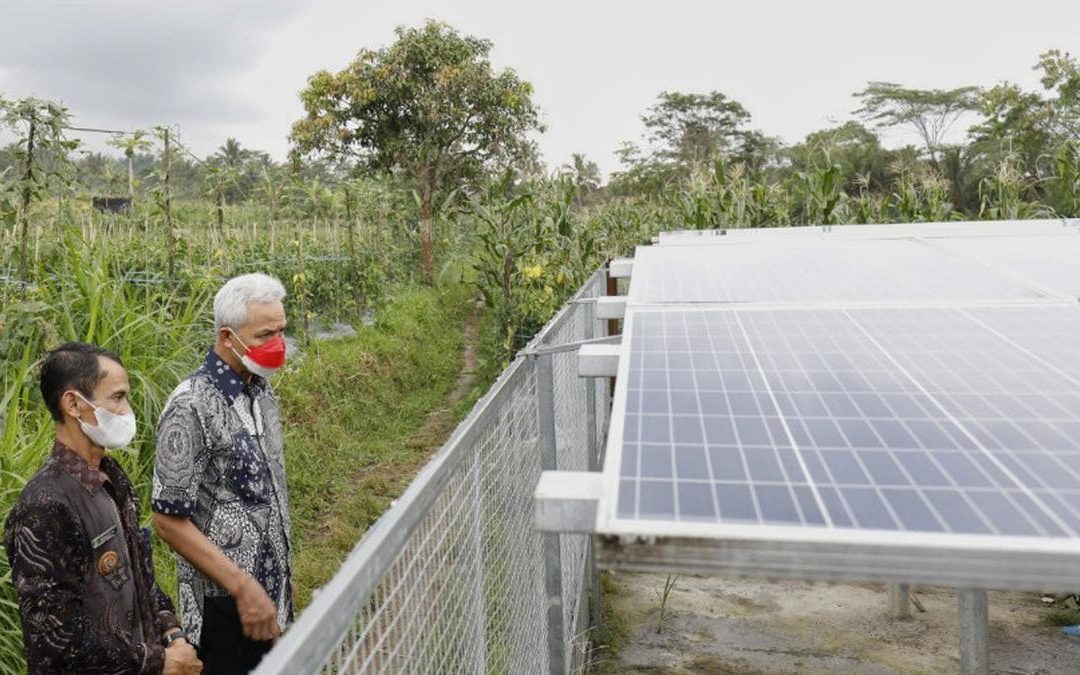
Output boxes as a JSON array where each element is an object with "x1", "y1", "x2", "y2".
[
  {"x1": 291, "y1": 20, "x2": 542, "y2": 282},
  {"x1": 854, "y1": 82, "x2": 979, "y2": 164}
]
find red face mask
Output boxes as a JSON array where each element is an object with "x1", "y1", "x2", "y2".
[
  {"x1": 229, "y1": 330, "x2": 287, "y2": 377},
  {"x1": 247, "y1": 336, "x2": 286, "y2": 368}
]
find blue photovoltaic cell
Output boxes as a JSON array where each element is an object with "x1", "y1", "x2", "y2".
[{"x1": 613, "y1": 306, "x2": 1080, "y2": 538}]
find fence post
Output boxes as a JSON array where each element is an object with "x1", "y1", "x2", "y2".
[
  {"x1": 471, "y1": 450, "x2": 488, "y2": 672},
  {"x1": 535, "y1": 352, "x2": 566, "y2": 674},
  {"x1": 582, "y1": 286, "x2": 603, "y2": 645}
]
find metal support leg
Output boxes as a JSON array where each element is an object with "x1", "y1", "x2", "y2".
[
  {"x1": 536, "y1": 354, "x2": 565, "y2": 674},
  {"x1": 957, "y1": 588, "x2": 990, "y2": 675},
  {"x1": 582, "y1": 299, "x2": 602, "y2": 639},
  {"x1": 888, "y1": 584, "x2": 911, "y2": 620}
]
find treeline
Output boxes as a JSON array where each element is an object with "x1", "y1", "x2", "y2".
[{"x1": 2, "y1": 23, "x2": 1079, "y2": 360}]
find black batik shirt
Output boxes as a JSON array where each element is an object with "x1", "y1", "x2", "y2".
[
  {"x1": 152, "y1": 350, "x2": 292, "y2": 647},
  {"x1": 3, "y1": 442, "x2": 180, "y2": 675}
]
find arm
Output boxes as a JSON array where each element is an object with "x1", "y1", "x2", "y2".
[
  {"x1": 152, "y1": 514, "x2": 279, "y2": 641},
  {"x1": 5, "y1": 498, "x2": 161, "y2": 674}
]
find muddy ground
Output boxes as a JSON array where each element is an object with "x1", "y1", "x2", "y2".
[{"x1": 596, "y1": 572, "x2": 1080, "y2": 674}]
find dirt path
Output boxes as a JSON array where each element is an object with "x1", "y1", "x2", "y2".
[
  {"x1": 599, "y1": 573, "x2": 1080, "y2": 674},
  {"x1": 405, "y1": 300, "x2": 482, "y2": 451}
]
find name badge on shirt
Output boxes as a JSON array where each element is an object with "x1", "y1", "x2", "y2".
[{"x1": 91, "y1": 524, "x2": 117, "y2": 549}]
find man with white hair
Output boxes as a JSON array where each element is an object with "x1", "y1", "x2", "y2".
[{"x1": 152, "y1": 273, "x2": 293, "y2": 674}]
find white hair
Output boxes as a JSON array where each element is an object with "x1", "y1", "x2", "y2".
[{"x1": 213, "y1": 273, "x2": 287, "y2": 332}]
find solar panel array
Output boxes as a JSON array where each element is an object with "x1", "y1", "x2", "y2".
[
  {"x1": 627, "y1": 240, "x2": 1056, "y2": 305},
  {"x1": 601, "y1": 221, "x2": 1080, "y2": 550}
]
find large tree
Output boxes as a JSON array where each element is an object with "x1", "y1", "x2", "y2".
[
  {"x1": 291, "y1": 20, "x2": 541, "y2": 282},
  {"x1": 641, "y1": 90, "x2": 752, "y2": 168},
  {"x1": 786, "y1": 121, "x2": 901, "y2": 194},
  {"x1": 854, "y1": 82, "x2": 979, "y2": 165},
  {"x1": 969, "y1": 50, "x2": 1080, "y2": 182}
]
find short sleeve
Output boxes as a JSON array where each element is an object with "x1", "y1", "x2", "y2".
[{"x1": 152, "y1": 400, "x2": 205, "y2": 517}]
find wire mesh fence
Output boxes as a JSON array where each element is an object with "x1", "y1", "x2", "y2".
[{"x1": 256, "y1": 268, "x2": 612, "y2": 674}]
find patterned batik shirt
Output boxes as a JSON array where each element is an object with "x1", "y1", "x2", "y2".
[
  {"x1": 4, "y1": 442, "x2": 180, "y2": 675},
  {"x1": 152, "y1": 350, "x2": 293, "y2": 646}
]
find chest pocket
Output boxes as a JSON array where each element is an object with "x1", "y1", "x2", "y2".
[
  {"x1": 90, "y1": 522, "x2": 131, "y2": 592},
  {"x1": 226, "y1": 431, "x2": 272, "y2": 505}
]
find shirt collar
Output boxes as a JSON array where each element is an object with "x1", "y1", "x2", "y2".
[
  {"x1": 51, "y1": 440, "x2": 110, "y2": 493},
  {"x1": 199, "y1": 349, "x2": 265, "y2": 405}
]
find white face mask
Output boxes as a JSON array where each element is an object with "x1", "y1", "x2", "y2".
[{"x1": 74, "y1": 392, "x2": 137, "y2": 450}]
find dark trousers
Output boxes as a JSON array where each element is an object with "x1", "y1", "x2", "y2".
[{"x1": 199, "y1": 596, "x2": 274, "y2": 675}]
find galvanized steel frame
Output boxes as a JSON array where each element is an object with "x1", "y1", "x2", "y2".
[{"x1": 255, "y1": 268, "x2": 610, "y2": 674}]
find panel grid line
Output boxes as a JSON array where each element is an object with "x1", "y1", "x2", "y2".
[
  {"x1": 731, "y1": 310, "x2": 835, "y2": 528},
  {"x1": 841, "y1": 308, "x2": 1079, "y2": 538}
]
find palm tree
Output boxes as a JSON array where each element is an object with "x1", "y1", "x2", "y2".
[
  {"x1": 560, "y1": 153, "x2": 601, "y2": 204},
  {"x1": 217, "y1": 138, "x2": 246, "y2": 168}
]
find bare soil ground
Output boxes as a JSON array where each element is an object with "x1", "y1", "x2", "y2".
[{"x1": 596, "y1": 573, "x2": 1080, "y2": 674}]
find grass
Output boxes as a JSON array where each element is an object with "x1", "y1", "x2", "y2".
[
  {"x1": 278, "y1": 281, "x2": 481, "y2": 607},
  {"x1": 1043, "y1": 605, "x2": 1080, "y2": 627},
  {"x1": 0, "y1": 223, "x2": 488, "y2": 671},
  {"x1": 590, "y1": 571, "x2": 630, "y2": 671}
]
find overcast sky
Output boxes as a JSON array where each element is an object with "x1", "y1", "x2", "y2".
[{"x1": 2, "y1": 0, "x2": 1078, "y2": 177}]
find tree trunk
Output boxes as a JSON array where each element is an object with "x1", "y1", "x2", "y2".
[
  {"x1": 17, "y1": 115, "x2": 36, "y2": 288},
  {"x1": 216, "y1": 192, "x2": 225, "y2": 245},
  {"x1": 419, "y1": 180, "x2": 435, "y2": 285},
  {"x1": 164, "y1": 128, "x2": 175, "y2": 280},
  {"x1": 127, "y1": 155, "x2": 135, "y2": 201}
]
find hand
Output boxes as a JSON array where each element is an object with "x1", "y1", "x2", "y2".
[
  {"x1": 235, "y1": 574, "x2": 281, "y2": 642},
  {"x1": 163, "y1": 638, "x2": 202, "y2": 675}
]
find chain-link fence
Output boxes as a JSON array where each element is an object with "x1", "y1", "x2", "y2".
[{"x1": 255, "y1": 268, "x2": 612, "y2": 674}]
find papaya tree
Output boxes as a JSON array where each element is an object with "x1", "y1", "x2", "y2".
[
  {"x1": 290, "y1": 20, "x2": 541, "y2": 283},
  {"x1": 0, "y1": 97, "x2": 75, "y2": 284},
  {"x1": 107, "y1": 129, "x2": 152, "y2": 201}
]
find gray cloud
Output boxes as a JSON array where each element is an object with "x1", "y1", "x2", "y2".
[{"x1": 0, "y1": 1, "x2": 299, "y2": 125}]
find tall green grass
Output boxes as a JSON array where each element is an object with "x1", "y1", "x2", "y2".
[{"x1": 0, "y1": 236, "x2": 213, "y2": 674}]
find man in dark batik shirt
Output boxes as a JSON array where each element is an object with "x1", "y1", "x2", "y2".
[
  {"x1": 3, "y1": 342, "x2": 202, "y2": 675},
  {"x1": 153, "y1": 273, "x2": 292, "y2": 675}
]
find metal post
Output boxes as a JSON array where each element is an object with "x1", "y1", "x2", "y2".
[
  {"x1": 888, "y1": 584, "x2": 911, "y2": 620},
  {"x1": 604, "y1": 259, "x2": 620, "y2": 338},
  {"x1": 604, "y1": 261, "x2": 619, "y2": 400},
  {"x1": 582, "y1": 291, "x2": 603, "y2": 642},
  {"x1": 470, "y1": 451, "x2": 487, "y2": 673},
  {"x1": 957, "y1": 588, "x2": 990, "y2": 675},
  {"x1": 536, "y1": 353, "x2": 565, "y2": 674}
]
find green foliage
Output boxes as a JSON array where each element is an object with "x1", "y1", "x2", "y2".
[
  {"x1": 1043, "y1": 605, "x2": 1080, "y2": 627},
  {"x1": 0, "y1": 238, "x2": 214, "y2": 674},
  {"x1": 854, "y1": 81, "x2": 979, "y2": 163},
  {"x1": 642, "y1": 91, "x2": 752, "y2": 168},
  {"x1": 0, "y1": 96, "x2": 78, "y2": 284},
  {"x1": 978, "y1": 153, "x2": 1054, "y2": 220},
  {"x1": 1045, "y1": 142, "x2": 1080, "y2": 217},
  {"x1": 656, "y1": 573, "x2": 680, "y2": 634},
  {"x1": 280, "y1": 283, "x2": 472, "y2": 607},
  {"x1": 291, "y1": 20, "x2": 543, "y2": 281}
]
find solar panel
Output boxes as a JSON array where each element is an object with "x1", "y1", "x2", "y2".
[
  {"x1": 932, "y1": 235, "x2": 1080, "y2": 299},
  {"x1": 628, "y1": 240, "x2": 1051, "y2": 305},
  {"x1": 606, "y1": 306, "x2": 1080, "y2": 541},
  {"x1": 654, "y1": 219, "x2": 1078, "y2": 245}
]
